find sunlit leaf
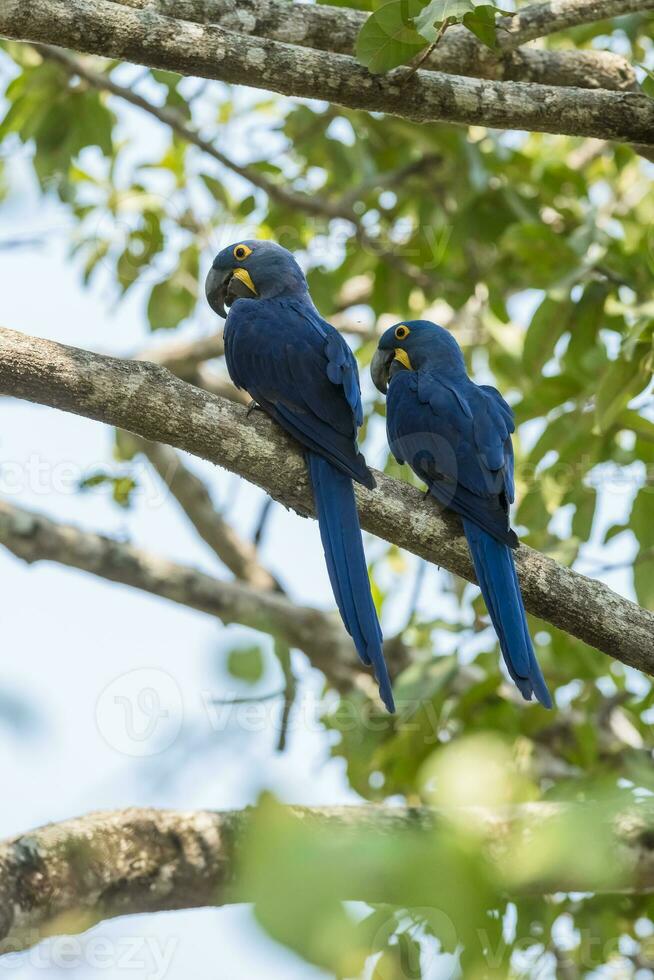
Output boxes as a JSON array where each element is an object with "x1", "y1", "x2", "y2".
[{"x1": 356, "y1": 0, "x2": 426, "y2": 73}]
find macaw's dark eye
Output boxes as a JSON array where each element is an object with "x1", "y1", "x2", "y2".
[
  {"x1": 395, "y1": 324, "x2": 410, "y2": 340},
  {"x1": 233, "y1": 244, "x2": 252, "y2": 261}
]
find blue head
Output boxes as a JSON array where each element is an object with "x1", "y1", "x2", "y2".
[
  {"x1": 371, "y1": 319, "x2": 466, "y2": 393},
  {"x1": 205, "y1": 239, "x2": 308, "y2": 318}
]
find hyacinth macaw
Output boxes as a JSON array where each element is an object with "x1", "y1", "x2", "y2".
[
  {"x1": 205, "y1": 240, "x2": 394, "y2": 712},
  {"x1": 371, "y1": 319, "x2": 552, "y2": 708}
]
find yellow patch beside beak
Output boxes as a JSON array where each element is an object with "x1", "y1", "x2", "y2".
[
  {"x1": 232, "y1": 267, "x2": 257, "y2": 295},
  {"x1": 394, "y1": 348, "x2": 413, "y2": 370}
]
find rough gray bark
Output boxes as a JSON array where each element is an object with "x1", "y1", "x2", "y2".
[
  {"x1": 498, "y1": 0, "x2": 654, "y2": 48},
  {"x1": 0, "y1": 499, "x2": 375, "y2": 690},
  {"x1": 2, "y1": 802, "x2": 654, "y2": 952},
  {"x1": 136, "y1": 332, "x2": 247, "y2": 402},
  {"x1": 1, "y1": 0, "x2": 653, "y2": 144},
  {"x1": 0, "y1": 326, "x2": 652, "y2": 675},
  {"x1": 114, "y1": 0, "x2": 641, "y2": 91},
  {"x1": 0, "y1": 808, "x2": 236, "y2": 953}
]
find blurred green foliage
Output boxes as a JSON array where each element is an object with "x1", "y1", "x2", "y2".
[
  {"x1": 227, "y1": 644, "x2": 266, "y2": 683},
  {"x1": 1, "y1": 6, "x2": 654, "y2": 974}
]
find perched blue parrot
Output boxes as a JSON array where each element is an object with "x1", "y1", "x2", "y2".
[
  {"x1": 206, "y1": 240, "x2": 394, "y2": 712},
  {"x1": 371, "y1": 319, "x2": 552, "y2": 708}
]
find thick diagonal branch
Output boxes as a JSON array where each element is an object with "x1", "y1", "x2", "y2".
[
  {"x1": 0, "y1": 326, "x2": 652, "y2": 674},
  {"x1": 135, "y1": 332, "x2": 248, "y2": 402},
  {"x1": 114, "y1": 0, "x2": 640, "y2": 91},
  {"x1": 1, "y1": 0, "x2": 653, "y2": 144},
  {"x1": 2, "y1": 803, "x2": 654, "y2": 952}
]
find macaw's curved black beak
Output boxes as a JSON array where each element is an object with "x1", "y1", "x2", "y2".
[
  {"x1": 205, "y1": 266, "x2": 257, "y2": 319},
  {"x1": 371, "y1": 347, "x2": 394, "y2": 395}
]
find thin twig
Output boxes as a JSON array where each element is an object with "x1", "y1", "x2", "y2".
[{"x1": 401, "y1": 23, "x2": 449, "y2": 87}]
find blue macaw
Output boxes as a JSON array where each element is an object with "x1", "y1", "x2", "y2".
[
  {"x1": 206, "y1": 240, "x2": 394, "y2": 712},
  {"x1": 371, "y1": 319, "x2": 552, "y2": 708}
]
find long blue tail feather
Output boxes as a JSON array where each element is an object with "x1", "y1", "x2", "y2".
[
  {"x1": 463, "y1": 518, "x2": 552, "y2": 709},
  {"x1": 308, "y1": 452, "x2": 395, "y2": 712}
]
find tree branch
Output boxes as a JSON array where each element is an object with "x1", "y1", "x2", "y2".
[
  {"x1": 498, "y1": 0, "x2": 654, "y2": 49},
  {"x1": 114, "y1": 0, "x2": 641, "y2": 91},
  {"x1": 0, "y1": 326, "x2": 652, "y2": 675},
  {"x1": 0, "y1": 498, "x2": 374, "y2": 692},
  {"x1": 1, "y1": 0, "x2": 653, "y2": 145},
  {"x1": 2, "y1": 802, "x2": 654, "y2": 952},
  {"x1": 135, "y1": 332, "x2": 248, "y2": 403}
]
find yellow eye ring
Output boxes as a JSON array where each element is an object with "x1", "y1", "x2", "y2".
[
  {"x1": 233, "y1": 243, "x2": 252, "y2": 261},
  {"x1": 395, "y1": 324, "x2": 410, "y2": 340}
]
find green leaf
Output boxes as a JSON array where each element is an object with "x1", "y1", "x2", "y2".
[
  {"x1": 462, "y1": 4, "x2": 499, "y2": 47},
  {"x1": 200, "y1": 173, "x2": 230, "y2": 206},
  {"x1": 623, "y1": 317, "x2": 653, "y2": 360},
  {"x1": 392, "y1": 656, "x2": 458, "y2": 717},
  {"x1": 356, "y1": 0, "x2": 426, "y2": 73},
  {"x1": 594, "y1": 347, "x2": 652, "y2": 434},
  {"x1": 146, "y1": 244, "x2": 199, "y2": 330},
  {"x1": 237, "y1": 794, "x2": 496, "y2": 973},
  {"x1": 630, "y1": 483, "x2": 654, "y2": 607},
  {"x1": 571, "y1": 487, "x2": 596, "y2": 542},
  {"x1": 227, "y1": 645, "x2": 265, "y2": 683},
  {"x1": 415, "y1": 0, "x2": 474, "y2": 39},
  {"x1": 563, "y1": 281, "x2": 609, "y2": 378},
  {"x1": 631, "y1": 488, "x2": 654, "y2": 549},
  {"x1": 635, "y1": 556, "x2": 654, "y2": 609},
  {"x1": 523, "y1": 295, "x2": 571, "y2": 372},
  {"x1": 147, "y1": 279, "x2": 194, "y2": 330},
  {"x1": 82, "y1": 240, "x2": 110, "y2": 286},
  {"x1": 0, "y1": 60, "x2": 114, "y2": 196},
  {"x1": 79, "y1": 472, "x2": 109, "y2": 490},
  {"x1": 640, "y1": 64, "x2": 654, "y2": 98},
  {"x1": 112, "y1": 476, "x2": 137, "y2": 508},
  {"x1": 415, "y1": 0, "x2": 509, "y2": 42},
  {"x1": 500, "y1": 223, "x2": 579, "y2": 289},
  {"x1": 617, "y1": 409, "x2": 654, "y2": 443},
  {"x1": 78, "y1": 471, "x2": 137, "y2": 508},
  {"x1": 634, "y1": 557, "x2": 654, "y2": 610}
]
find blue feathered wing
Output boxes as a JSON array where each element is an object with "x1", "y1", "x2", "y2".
[
  {"x1": 224, "y1": 296, "x2": 394, "y2": 711},
  {"x1": 387, "y1": 369, "x2": 551, "y2": 708}
]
